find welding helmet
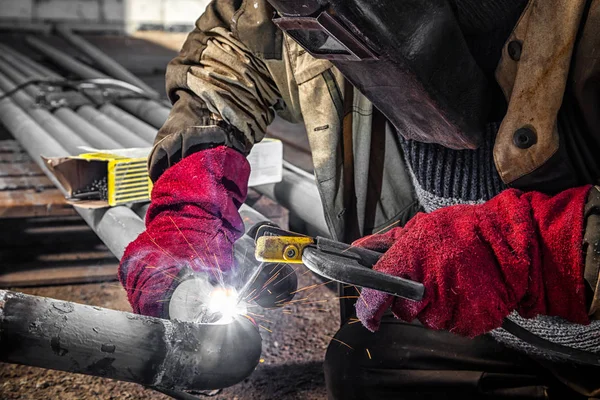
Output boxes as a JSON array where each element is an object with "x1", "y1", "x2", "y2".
[{"x1": 267, "y1": 0, "x2": 491, "y2": 150}]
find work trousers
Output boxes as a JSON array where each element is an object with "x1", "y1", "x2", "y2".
[{"x1": 324, "y1": 317, "x2": 600, "y2": 399}]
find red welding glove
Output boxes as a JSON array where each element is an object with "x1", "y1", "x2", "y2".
[
  {"x1": 119, "y1": 146, "x2": 250, "y2": 318},
  {"x1": 355, "y1": 186, "x2": 592, "y2": 337}
]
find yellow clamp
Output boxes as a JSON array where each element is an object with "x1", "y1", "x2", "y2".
[{"x1": 255, "y1": 236, "x2": 315, "y2": 264}]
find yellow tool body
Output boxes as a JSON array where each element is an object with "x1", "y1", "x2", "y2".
[
  {"x1": 255, "y1": 235, "x2": 314, "y2": 263},
  {"x1": 77, "y1": 152, "x2": 152, "y2": 206}
]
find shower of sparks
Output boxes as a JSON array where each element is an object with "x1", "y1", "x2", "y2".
[{"x1": 328, "y1": 336, "x2": 354, "y2": 350}]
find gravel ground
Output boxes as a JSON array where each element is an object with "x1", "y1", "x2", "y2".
[{"x1": 0, "y1": 269, "x2": 341, "y2": 399}]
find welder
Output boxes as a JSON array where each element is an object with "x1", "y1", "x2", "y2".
[{"x1": 119, "y1": 0, "x2": 600, "y2": 398}]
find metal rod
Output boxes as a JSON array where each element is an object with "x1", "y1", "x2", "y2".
[
  {"x1": 76, "y1": 105, "x2": 149, "y2": 148},
  {"x1": 55, "y1": 25, "x2": 160, "y2": 98},
  {"x1": 0, "y1": 290, "x2": 262, "y2": 391},
  {"x1": 99, "y1": 103, "x2": 157, "y2": 144}
]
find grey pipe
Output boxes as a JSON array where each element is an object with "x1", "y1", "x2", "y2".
[
  {"x1": 254, "y1": 161, "x2": 329, "y2": 237},
  {"x1": 77, "y1": 105, "x2": 149, "y2": 148},
  {"x1": 26, "y1": 35, "x2": 107, "y2": 80},
  {"x1": 55, "y1": 25, "x2": 160, "y2": 98},
  {"x1": 24, "y1": 35, "x2": 171, "y2": 129},
  {"x1": 0, "y1": 50, "x2": 123, "y2": 150},
  {"x1": 117, "y1": 98, "x2": 171, "y2": 130},
  {"x1": 0, "y1": 72, "x2": 88, "y2": 156},
  {"x1": 0, "y1": 97, "x2": 67, "y2": 195},
  {"x1": 53, "y1": 108, "x2": 123, "y2": 150},
  {"x1": 0, "y1": 43, "x2": 62, "y2": 79},
  {"x1": 0, "y1": 290, "x2": 261, "y2": 391},
  {"x1": 99, "y1": 104, "x2": 157, "y2": 144}
]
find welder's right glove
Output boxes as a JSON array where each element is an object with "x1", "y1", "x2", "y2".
[
  {"x1": 354, "y1": 186, "x2": 593, "y2": 337},
  {"x1": 119, "y1": 146, "x2": 250, "y2": 318}
]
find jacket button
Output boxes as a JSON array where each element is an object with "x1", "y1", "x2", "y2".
[
  {"x1": 508, "y1": 40, "x2": 522, "y2": 61},
  {"x1": 513, "y1": 127, "x2": 537, "y2": 149}
]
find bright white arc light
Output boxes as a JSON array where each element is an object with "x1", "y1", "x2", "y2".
[{"x1": 208, "y1": 287, "x2": 247, "y2": 324}]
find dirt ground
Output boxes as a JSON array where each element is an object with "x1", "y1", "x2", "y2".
[{"x1": 0, "y1": 266, "x2": 343, "y2": 399}]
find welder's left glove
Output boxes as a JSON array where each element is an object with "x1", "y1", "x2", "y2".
[
  {"x1": 119, "y1": 146, "x2": 249, "y2": 318},
  {"x1": 355, "y1": 186, "x2": 592, "y2": 337}
]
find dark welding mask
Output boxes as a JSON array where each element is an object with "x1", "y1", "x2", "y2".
[{"x1": 267, "y1": 0, "x2": 491, "y2": 150}]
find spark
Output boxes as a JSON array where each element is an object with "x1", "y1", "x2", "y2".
[
  {"x1": 145, "y1": 232, "x2": 178, "y2": 262},
  {"x1": 273, "y1": 266, "x2": 300, "y2": 286},
  {"x1": 366, "y1": 348, "x2": 372, "y2": 359},
  {"x1": 348, "y1": 318, "x2": 361, "y2": 325},
  {"x1": 328, "y1": 336, "x2": 354, "y2": 350},
  {"x1": 290, "y1": 280, "x2": 333, "y2": 295},
  {"x1": 259, "y1": 324, "x2": 272, "y2": 333}
]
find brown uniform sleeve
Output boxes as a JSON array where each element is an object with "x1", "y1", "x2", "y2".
[
  {"x1": 584, "y1": 186, "x2": 600, "y2": 319},
  {"x1": 148, "y1": 0, "x2": 283, "y2": 181}
]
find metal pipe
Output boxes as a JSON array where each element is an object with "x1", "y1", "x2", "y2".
[
  {"x1": 76, "y1": 105, "x2": 149, "y2": 148},
  {"x1": 99, "y1": 104, "x2": 157, "y2": 144},
  {"x1": 117, "y1": 98, "x2": 171, "y2": 130},
  {"x1": 254, "y1": 161, "x2": 329, "y2": 237},
  {"x1": 0, "y1": 290, "x2": 261, "y2": 391},
  {"x1": 55, "y1": 25, "x2": 160, "y2": 98},
  {"x1": 0, "y1": 97, "x2": 67, "y2": 195},
  {"x1": 0, "y1": 51, "x2": 123, "y2": 150},
  {"x1": 24, "y1": 35, "x2": 171, "y2": 129},
  {"x1": 0, "y1": 72, "x2": 88, "y2": 156},
  {"x1": 26, "y1": 35, "x2": 107, "y2": 80},
  {"x1": 0, "y1": 43, "x2": 62, "y2": 79},
  {"x1": 53, "y1": 108, "x2": 123, "y2": 150}
]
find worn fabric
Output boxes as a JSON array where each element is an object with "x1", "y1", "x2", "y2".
[
  {"x1": 400, "y1": 123, "x2": 506, "y2": 212},
  {"x1": 354, "y1": 186, "x2": 591, "y2": 337},
  {"x1": 119, "y1": 146, "x2": 249, "y2": 317},
  {"x1": 324, "y1": 317, "x2": 594, "y2": 400},
  {"x1": 494, "y1": 0, "x2": 600, "y2": 190}
]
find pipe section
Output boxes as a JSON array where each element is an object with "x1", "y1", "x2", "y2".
[
  {"x1": 0, "y1": 290, "x2": 262, "y2": 391},
  {"x1": 55, "y1": 25, "x2": 160, "y2": 98}
]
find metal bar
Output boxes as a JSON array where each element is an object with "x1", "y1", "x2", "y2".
[
  {"x1": 99, "y1": 104, "x2": 157, "y2": 144},
  {"x1": 55, "y1": 25, "x2": 160, "y2": 98},
  {"x1": 77, "y1": 105, "x2": 150, "y2": 148},
  {"x1": 0, "y1": 290, "x2": 262, "y2": 391}
]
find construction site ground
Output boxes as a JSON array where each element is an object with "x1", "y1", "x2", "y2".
[{"x1": 0, "y1": 31, "x2": 339, "y2": 399}]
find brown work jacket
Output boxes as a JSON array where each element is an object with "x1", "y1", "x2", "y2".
[{"x1": 150, "y1": 0, "x2": 600, "y2": 243}]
